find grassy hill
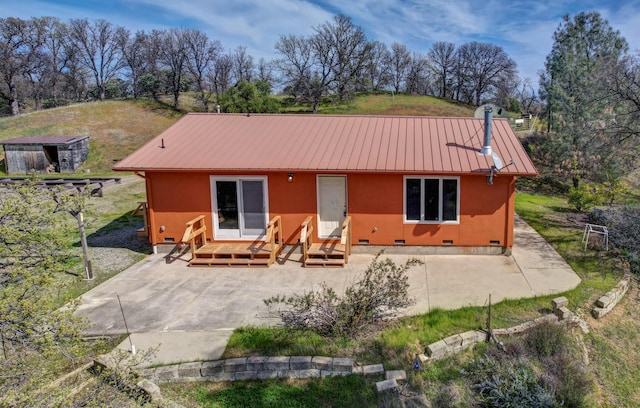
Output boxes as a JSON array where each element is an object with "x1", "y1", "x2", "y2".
[
  {"x1": 0, "y1": 94, "x2": 475, "y2": 175},
  {"x1": 287, "y1": 93, "x2": 476, "y2": 116},
  {"x1": 0, "y1": 100, "x2": 183, "y2": 175}
]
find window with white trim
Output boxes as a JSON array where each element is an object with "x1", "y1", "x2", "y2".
[{"x1": 404, "y1": 177, "x2": 459, "y2": 223}]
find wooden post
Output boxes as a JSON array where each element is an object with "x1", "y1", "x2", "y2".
[
  {"x1": 76, "y1": 210, "x2": 93, "y2": 280},
  {"x1": 486, "y1": 293, "x2": 492, "y2": 342}
]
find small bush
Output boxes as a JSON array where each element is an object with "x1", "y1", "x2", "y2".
[
  {"x1": 466, "y1": 323, "x2": 591, "y2": 407},
  {"x1": 541, "y1": 351, "x2": 592, "y2": 408},
  {"x1": 264, "y1": 254, "x2": 422, "y2": 337},
  {"x1": 568, "y1": 183, "x2": 602, "y2": 212},
  {"x1": 590, "y1": 206, "x2": 640, "y2": 274},
  {"x1": 525, "y1": 321, "x2": 567, "y2": 357},
  {"x1": 475, "y1": 364, "x2": 555, "y2": 408}
]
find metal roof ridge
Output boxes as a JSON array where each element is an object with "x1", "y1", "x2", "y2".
[{"x1": 180, "y1": 112, "x2": 486, "y2": 120}]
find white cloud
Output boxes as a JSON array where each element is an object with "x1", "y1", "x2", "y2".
[{"x1": 3, "y1": 0, "x2": 640, "y2": 88}]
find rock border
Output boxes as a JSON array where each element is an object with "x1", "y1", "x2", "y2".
[
  {"x1": 592, "y1": 275, "x2": 631, "y2": 319},
  {"x1": 423, "y1": 296, "x2": 574, "y2": 361},
  {"x1": 136, "y1": 356, "x2": 391, "y2": 384}
]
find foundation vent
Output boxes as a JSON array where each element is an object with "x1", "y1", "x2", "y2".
[
  {"x1": 164, "y1": 237, "x2": 175, "y2": 242},
  {"x1": 489, "y1": 240, "x2": 501, "y2": 245},
  {"x1": 442, "y1": 240, "x2": 454, "y2": 245},
  {"x1": 394, "y1": 240, "x2": 405, "y2": 245},
  {"x1": 358, "y1": 239, "x2": 369, "y2": 245}
]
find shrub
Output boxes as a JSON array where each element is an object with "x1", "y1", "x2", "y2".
[
  {"x1": 475, "y1": 364, "x2": 555, "y2": 408},
  {"x1": 541, "y1": 351, "x2": 592, "y2": 408},
  {"x1": 589, "y1": 206, "x2": 640, "y2": 273},
  {"x1": 525, "y1": 321, "x2": 567, "y2": 357},
  {"x1": 466, "y1": 323, "x2": 591, "y2": 407},
  {"x1": 568, "y1": 183, "x2": 602, "y2": 212},
  {"x1": 264, "y1": 254, "x2": 422, "y2": 337}
]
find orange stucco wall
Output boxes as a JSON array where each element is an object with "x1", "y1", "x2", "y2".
[{"x1": 144, "y1": 171, "x2": 516, "y2": 248}]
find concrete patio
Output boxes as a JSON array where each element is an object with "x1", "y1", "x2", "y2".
[{"x1": 76, "y1": 215, "x2": 581, "y2": 366}]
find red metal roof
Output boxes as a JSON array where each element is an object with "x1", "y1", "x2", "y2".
[
  {"x1": 113, "y1": 114, "x2": 537, "y2": 176},
  {"x1": 2, "y1": 135, "x2": 88, "y2": 145}
]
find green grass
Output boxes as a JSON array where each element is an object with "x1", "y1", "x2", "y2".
[
  {"x1": 163, "y1": 376, "x2": 379, "y2": 408},
  {"x1": 305, "y1": 93, "x2": 475, "y2": 117},
  {"x1": 223, "y1": 327, "x2": 352, "y2": 359}
]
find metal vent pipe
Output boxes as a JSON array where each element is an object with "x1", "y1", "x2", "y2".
[{"x1": 480, "y1": 106, "x2": 493, "y2": 155}]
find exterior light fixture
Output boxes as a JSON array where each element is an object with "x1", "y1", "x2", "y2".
[{"x1": 287, "y1": 173, "x2": 294, "y2": 183}]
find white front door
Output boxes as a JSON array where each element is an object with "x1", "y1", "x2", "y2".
[{"x1": 317, "y1": 176, "x2": 346, "y2": 238}]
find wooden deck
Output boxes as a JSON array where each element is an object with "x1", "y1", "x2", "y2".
[
  {"x1": 180, "y1": 215, "x2": 283, "y2": 267},
  {"x1": 300, "y1": 216, "x2": 352, "y2": 267}
]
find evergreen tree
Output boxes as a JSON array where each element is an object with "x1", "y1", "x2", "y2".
[{"x1": 540, "y1": 12, "x2": 629, "y2": 187}]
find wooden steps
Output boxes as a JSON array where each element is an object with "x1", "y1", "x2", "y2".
[
  {"x1": 305, "y1": 243, "x2": 347, "y2": 267},
  {"x1": 180, "y1": 215, "x2": 282, "y2": 267},
  {"x1": 300, "y1": 216, "x2": 352, "y2": 267}
]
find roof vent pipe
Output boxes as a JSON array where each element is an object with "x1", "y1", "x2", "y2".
[{"x1": 480, "y1": 106, "x2": 492, "y2": 155}]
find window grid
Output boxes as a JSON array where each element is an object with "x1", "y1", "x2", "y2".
[{"x1": 404, "y1": 176, "x2": 459, "y2": 224}]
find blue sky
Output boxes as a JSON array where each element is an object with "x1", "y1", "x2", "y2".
[{"x1": 3, "y1": 0, "x2": 640, "y2": 87}]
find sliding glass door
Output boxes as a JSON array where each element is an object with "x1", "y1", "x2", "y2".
[{"x1": 211, "y1": 177, "x2": 268, "y2": 239}]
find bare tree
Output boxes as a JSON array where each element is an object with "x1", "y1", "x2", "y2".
[
  {"x1": 37, "y1": 17, "x2": 70, "y2": 106},
  {"x1": 68, "y1": 18, "x2": 125, "y2": 101},
  {"x1": 405, "y1": 52, "x2": 430, "y2": 94},
  {"x1": 61, "y1": 43, "x2": 90, "y2": 102},
  {"x1": 157, "y1": 28, "x2": 188, "y2": 109},
  {"x1": 116, "y1": 29, "x2": 154, "y2": 99},
  {"x1": 209, "y1": 52, "x2": 233, "y2": 102},
  {"x1": 21, "y1": 18, "x2": 50, "y2": 111},
  {"x1": 362, "y1": 40, "x2": 391, "y2": 91},
  {"x1": 275, "y1": 34, "x2": 317, "y2": 105},
  {"x1": 427, "y1": 41, "x2": 456, "y2": 98},
  {"x1": 232, "y1": 45, "x2": 254, "y2": 83},
  {"x1": 312, "y1": 14, "x2": 372, "y2": 101},
  {"x1": 0, "y1": 17, "x2": 31, "y2": 115},
  {"x1": 256, "y1": 57, "x2": 275, "y2": 84},
  {"x1": 184, "y1": 28, "x2": 221, "y2": 111},
  {"x1": 515, "y1": 77, "x2": 540, "y2": 114},
  {"x1": 455, "y1": 41, "x2": 517, "y2": 106},
  {"x1": 389, "y1": 42, "x2": 411, "y2": 93}
]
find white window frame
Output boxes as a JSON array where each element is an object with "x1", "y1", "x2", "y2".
[
  {"x1": 210, "y1": 176, "x2": 269, "y2": 240},
  {"x1": 403, "y1": 176, "x2": 460, "y2": 224}
]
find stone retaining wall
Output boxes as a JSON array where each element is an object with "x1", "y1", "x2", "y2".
[
  {"x1": 424, "y1": 297, "x2": 571, "y2": 360},
  {"x1": 592, "y1": 275, "x2": 631, "y2": 319},
  {"x1": 139, "y1": 356, "x2": 386, "y2": 384},
  {"x1": 425, "y1": 330, "x2": 487, "y2": 360}
]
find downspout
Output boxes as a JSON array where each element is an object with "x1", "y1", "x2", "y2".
[
  {"x1": 135, "y1": 171, "x2": 158, "y2": 254},
  {"x1": 504, "y1": 177, "x2": 516, "y2": 255}
]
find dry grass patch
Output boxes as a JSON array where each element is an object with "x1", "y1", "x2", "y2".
[{"x1": 0, "y1": 100, "x2": 182, "y2": 174}]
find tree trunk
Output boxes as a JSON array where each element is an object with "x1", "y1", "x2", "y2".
[
  {"x1": 10, "y1": 81, "x2": 19, "y2": 116},
  {"x1": 173, "y1": 90, "x2": 180, "y2": 109}
]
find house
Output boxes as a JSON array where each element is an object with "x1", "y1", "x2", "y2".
[
  {"x1": 2, "y1": 135, "x2": 89, "y2": 174},
  {"x1": 113, "y1": 110, "x2": 537, "y2": 261}
]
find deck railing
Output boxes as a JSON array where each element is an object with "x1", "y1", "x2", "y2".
[
  {"x1": 180, "y1": 215, "x2": 207, "y2": 259},
  {"x1": 300, "y1": 215, "x2": 351, "y2": 267},
  {"x1": 340, "y1": 216, "x2": 352, "y2": 264},
  {"x1": 180, "y1": 215, "x2": 282, "y2": 266}
]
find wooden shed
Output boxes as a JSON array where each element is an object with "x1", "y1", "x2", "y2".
[{"x1": 2, "y1": 135, "x2": 89, "y2": 174}]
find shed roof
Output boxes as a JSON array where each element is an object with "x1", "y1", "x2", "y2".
[
  {"x1": 2, "y1": 135, "x2": 88, "y2": 145},
  {"x1": 113, "y1": 114, "x2": 537, "y2": 176}
]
